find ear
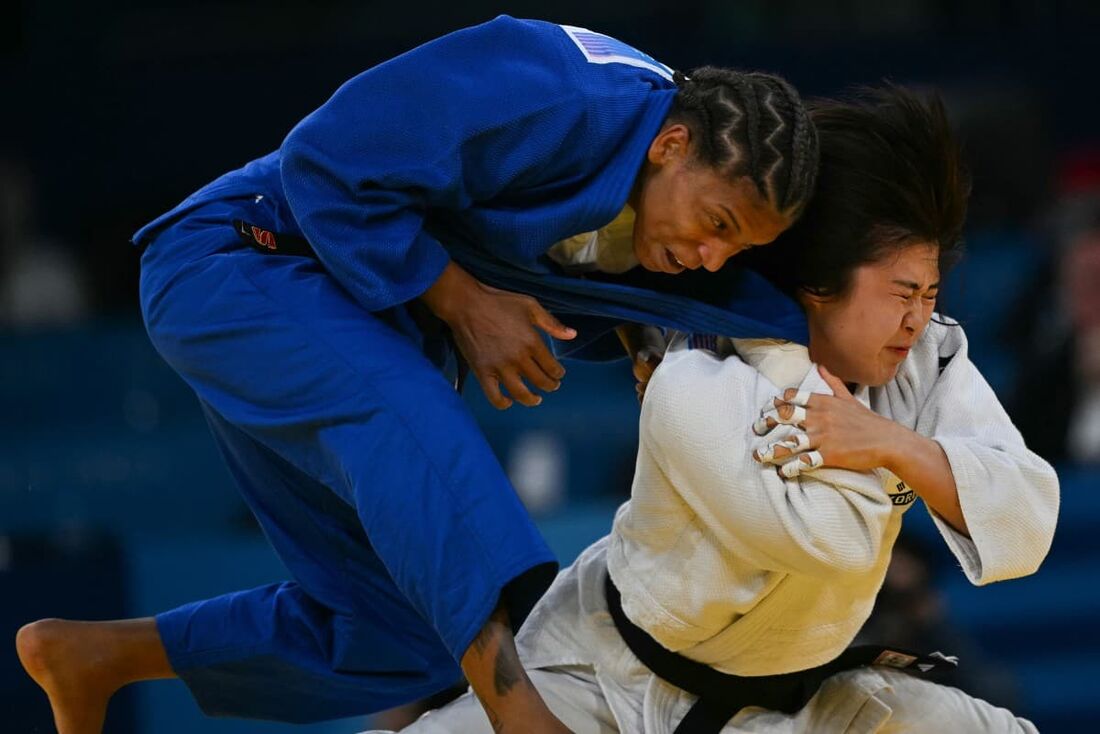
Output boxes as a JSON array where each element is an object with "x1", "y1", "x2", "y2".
[
  {"x1": 647, "y1": 123, "x2": 691, "y2": 165},
  {"x1": 797, "y1": 288, "x2": 829, "y2": 313}
]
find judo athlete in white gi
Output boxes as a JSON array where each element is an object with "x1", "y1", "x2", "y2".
[{"x1": 374, "y1": 87, "x2": 1059, "y2": 733}]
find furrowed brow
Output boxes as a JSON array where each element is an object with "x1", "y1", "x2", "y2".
[{"x1": 892, "y1": 279, "x2": 940, "y2": 292}]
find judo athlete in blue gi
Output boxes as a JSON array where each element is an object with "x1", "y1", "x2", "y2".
[{"x1": 16, "y1": 16, "x2": 818, "y2": 734}]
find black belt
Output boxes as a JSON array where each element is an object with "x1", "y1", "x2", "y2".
[{"x1": 604, "y1": 573, "x2": 957, "y2": 734}]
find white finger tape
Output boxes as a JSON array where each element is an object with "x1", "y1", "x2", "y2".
[
  {"x1": 778, "y1": 449, "x2": 824, "y2": 478},
  {"x1": 785, "y1": 406, "x2": 807, "y2": 425},
  {"x1": 753, "y1": 413, "x2": 777, "y2": 436},
  {"x1": 790, "y1": 390, "x2": 812, "y2": 407},
  {"x1": 779, "y1": 459, "x2": 802, "y2": 479}
]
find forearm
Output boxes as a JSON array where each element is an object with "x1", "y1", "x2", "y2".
[{"x1": 883, "y1": 425, "x2": 969, "y2": 536}]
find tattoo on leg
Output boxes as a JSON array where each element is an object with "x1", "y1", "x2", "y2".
[
  {"x1": 472, "y1": 605, "x2": 508, "y2": 655},
  {"x1": 472, "y1": 625, "x2": 494, "y2": 655},
  {"x1": 463, "y1": 604, "x2": 544, "y2": 732},
  {"x1": 492, "y1": 644, "x2": 522, "y2": 697}
]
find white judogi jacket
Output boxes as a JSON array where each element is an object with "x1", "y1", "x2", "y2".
[{"x1": 515, "y1": 318, "x2": 1058, "y2": 733}]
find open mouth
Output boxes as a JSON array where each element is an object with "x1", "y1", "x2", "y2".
[{"x1": 664, "y1": 248, "x2": 686, "y2": 271}]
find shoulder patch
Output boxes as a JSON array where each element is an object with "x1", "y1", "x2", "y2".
[
  {"x1": 559, "y1": 25, "x2": 673, "y2": 81},
  {"x1": 688, "y1": 333, "x2": 719, "y2": 352}
]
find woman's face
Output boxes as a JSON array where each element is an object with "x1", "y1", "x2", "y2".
[
  {"x1": 803, "y1": 242, "x2": 941, "y2": 387},
  {"x1": 631, "y1": 124, "x2": 792, "y2": 274}
]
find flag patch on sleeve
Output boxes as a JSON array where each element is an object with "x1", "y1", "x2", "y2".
[
  {"x1": 559, "y1": 25, "x2": 673, "y2": 81},
  {"x1": 688, "y1": 333, "x2": 719, "y2": 352}
]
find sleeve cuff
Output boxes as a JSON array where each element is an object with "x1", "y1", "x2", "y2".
[{"x1": 930, "y1": 437, "x2": 986, "y2": 584}]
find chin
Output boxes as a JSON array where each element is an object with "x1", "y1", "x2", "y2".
[
  {"x1": 866, "y1": 365, "x2": 900, "y2": 387},
  {"x1": 831, "y1": 363, "x2": 892, "y2": 388}
]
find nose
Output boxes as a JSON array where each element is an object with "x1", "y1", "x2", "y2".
[
  {"x1": 698, "y1": 240, "x2": 737, "y2": 272},
  {"x1": 901, "y1": 296, "x2": 931, "y2": 333}
]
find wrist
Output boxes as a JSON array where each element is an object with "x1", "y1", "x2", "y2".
[
  {"x1": 880, "y1": 422, "x2": 941, "y2": 479},
  {"x1": 421, "y1": 261, "x2": 474, "y2": 324},
  {"x1": 879, "y1": 422, "x2": 925, "y2": 476}
]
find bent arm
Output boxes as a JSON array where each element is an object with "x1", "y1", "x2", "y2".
[
  {"x1": 903, "y1": 325, "x2": 1060, "y2": 585},
  {"x1": 882, "y1": 427, "x2": 967, "y2": 535},
  {"x1": 641, "y1": 348, "x2": 895, "y2": 579}
]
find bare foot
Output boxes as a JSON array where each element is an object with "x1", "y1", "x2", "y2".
[{"x1": 17, "y1": 619, "x2": 129, "y2": 734}]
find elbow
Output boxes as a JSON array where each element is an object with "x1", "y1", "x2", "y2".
[
  {"x1": 279, "y1": 127, "x2": 319, "y2": 189},
  {"x1": 280, "y1": 115, "x2": 340, "y2": 196}
]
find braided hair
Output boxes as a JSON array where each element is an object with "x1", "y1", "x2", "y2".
[{"x1": 669, "y1": 67, "x2": 819, "y2": 218}]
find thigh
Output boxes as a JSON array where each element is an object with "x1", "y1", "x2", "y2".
[
  {"x1": 143, "y1": 229, "x2": 518, "y2": 516},
  {"x1": 865, "y1": 668, "x2": 1038, "y2": 734},
  {"x1": 142, "y1": 225, "x2": 555, "y2": 661}
]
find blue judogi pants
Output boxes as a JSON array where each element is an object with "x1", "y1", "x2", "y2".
[{"x1": 138, "y1": 199, "x2": 557, "y2": 722}]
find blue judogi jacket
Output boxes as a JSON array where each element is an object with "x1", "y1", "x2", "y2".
[{"x1": 133, "y1": 15, "x2": 807, "y2": 354}]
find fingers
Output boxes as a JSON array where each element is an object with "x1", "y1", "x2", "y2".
[
  {"x1": 753, "y1": 432, "x2": 812, "y2": 463},
  {"x1": 752, "y1": 423, "x2": 825, "y2": 478},
  {"x1": 500, "y1": 368, "x2": 542, "y2": 408},
  {"x1": 530, "y1": 304, "x2": 577, "y2": 341},
  {"x1": 477, "y1": 371, "x2": 513, "y2": 411},
  {"x1": 753, "y1": 404, "x2": 807, "y2": 435},
  {"x1": 478, "y1": 360, "x2": 559, "y2": 411},
  {"x1": 777, "y1": 450, "x2": 825, "y2": 479},
  {"x1": 530, "y1": 338, "x2": 567, "y2": 382},
  {"x1": 519, "y1": 356, "x2": 561, "y2": 393},
  {"x1": 633, "y1": 353, "x2": 660, "y2": 383},
  {"x1": 773, "y1": 389, "x2": 812, "y2": 409},
  {"x1": 817, "y1": 364, "x2": 853, "y2": 399}
]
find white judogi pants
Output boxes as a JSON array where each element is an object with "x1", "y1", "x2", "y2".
[
  {"x1": 360, "y1": 540, "x2": 1038, "y2": 734},
  {"x1": 362, "y1": 664, "x2": 1037, "y2": 734}
]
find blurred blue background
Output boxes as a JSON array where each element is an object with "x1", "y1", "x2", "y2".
[{"x1": 2, "y1": 1, "x2": 1099, "y2": 732}]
